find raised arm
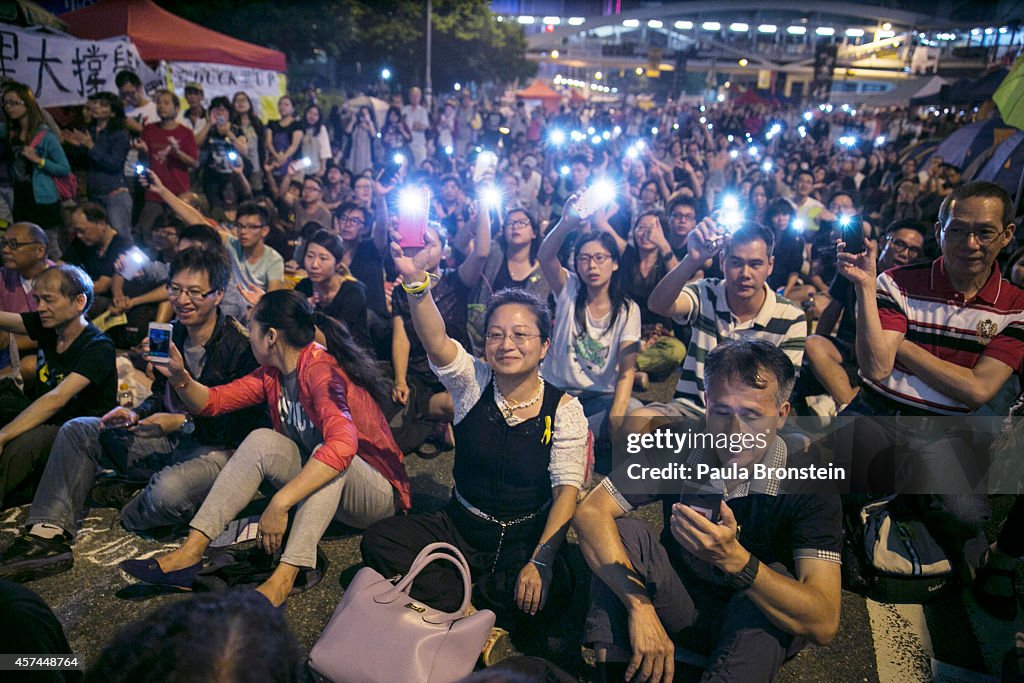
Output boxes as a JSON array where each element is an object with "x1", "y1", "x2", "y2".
[
  {"x1": 389, "y1": 230, "x2": 458, "y2": 368},
  {"x1": 836, "y1": 239, "x2": 903, "y2": 382},
  {"x1": 457, "y1": 200, "x2": 490, "y2": 286},
  {"x1": 647, "y1": 219, "x2": 722, "y2": 319},
  {"x1": 140, "y1": 169, "x2": 207, "y2": 227},
  {"x1": 537, "y1": 195, "x2": 582, "y2": 296}
]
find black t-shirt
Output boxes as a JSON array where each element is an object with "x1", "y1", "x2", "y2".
[
  {"x1": 349, "y1": 238, "x2": 387, "y2": 318},
  {"x1": 22, "y1": 313, "x2": 116, "y2": 423},
  {"x1": 619, "y1": 246, "x2": 672, "y2": 328},
  {"x1": 295, "y1": 277, "x2": 372, "y2": 352},
  {"x1": 827, "y1": 272, "x2": 857, "y2": 345},
  {"x1": 768, "y1": 228, "x2": 805, "y2": 291},
  {"x1": 204, "y1": 123, "x2": 245, "y2": 174},
  {"x1": 61, "y1": 233, "x2": 134, "y2": 283}
]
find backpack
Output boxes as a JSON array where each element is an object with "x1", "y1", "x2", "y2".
[
  {"x1": 29, "y1": 130, "x2": 78, "y2": 202},
  {"x1": 851, "y1": 498, "x2": 954, "y2": 603}
]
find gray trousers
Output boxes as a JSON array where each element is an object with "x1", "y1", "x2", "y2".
[
  {"x1": 26, "y1": 417, "x2": 230, "y2": 536},
  {"x1": 584, "y1": 519, "x2": 805, "y2": 683},
  {"x1": 190, "y1": 428, "x2": 395, "y2": 568}
]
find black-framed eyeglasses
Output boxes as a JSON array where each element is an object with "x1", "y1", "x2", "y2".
[
  {"x1": 507, "y1": 218, "x2": 531, "y2": 229},
  {"x1": 236, "y1": 222, "x2": 266, "y2": 232},
  {"x1": 941, "y1": 226, "x2": 1005, "y2": 245},
  {"x1": 340, "y1": 215, "x2": 366, "y2": 227},
  {"x1": 166, "y1": 285, "x2": 218, "y2": 302},
  {"x1": 576, "y1": 253, "x2": 612, "y2": 266},
  {"x1": 0, "y1": 239, "x2": 40, "y2": 250},
  {"x1": 887, "y1": 236, "x2": 922, "y2": 257}
]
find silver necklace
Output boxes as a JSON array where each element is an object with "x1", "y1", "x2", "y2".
[{"x1": 493, "y1": 377, "x2": 544, "y2": 422}]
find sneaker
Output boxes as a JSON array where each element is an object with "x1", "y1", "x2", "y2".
[
  {"x1": 0, "y1": 534, "x2": 73, "y2": 583},
  {"x1": 480, "y1": 627, "x2": 515, "y2": 667}
]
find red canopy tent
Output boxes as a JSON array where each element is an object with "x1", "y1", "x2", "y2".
[
  {"x1": 516, "y1": 80, "x2": 562, "y2": 112},
  {"x1": 60, "y1": 0, "x2": 285, "y2": 72}
]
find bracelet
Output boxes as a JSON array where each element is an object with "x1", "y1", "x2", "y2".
[
  {"x1": 401, "y1": 272, "x2": 440, "y2": 296},
  {"x1": 534, "y1": 542, "x2": 554, "y2": 553},
  {"x1": 529, "y1": 559, "x2": 550, "y2": 570},
  {"x1": 38, "y1": 158, "x2": 45, "y2": 169},
  {"x1": 173, "y1": 373, "x2": 191, "y2": 390}
]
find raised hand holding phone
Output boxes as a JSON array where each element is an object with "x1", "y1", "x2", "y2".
[{"x1": 146, "y1": 322, "x2": 173, "y2": 365}]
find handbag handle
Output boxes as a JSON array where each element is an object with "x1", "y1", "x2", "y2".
[{"x1": 376, "y1": 542, "x2": 473, "y2": 620}]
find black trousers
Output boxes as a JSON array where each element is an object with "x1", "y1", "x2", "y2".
[
  {"x1": 0, "y1": 423, "x2": 60, "y2": 509},
  {"x1": 361, "y1": 498, "x2": 570, "y2": 617}
]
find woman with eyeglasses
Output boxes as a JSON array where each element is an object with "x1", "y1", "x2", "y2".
[
  {"x1": 121, "y1": 289, "x2": 411, "y2": 607},
  {"x1": 0, "y1": 82, "x2": 71, "y2": 249},
  {"x1": 361, "y1": 235, "x2": 587, "y2": 624},
  {"x1": 538, "y1": 197, "x2": 642, "y2": 453},
  {"x1": 465, "y1": 207, "x2": 550, "y2": 356}
]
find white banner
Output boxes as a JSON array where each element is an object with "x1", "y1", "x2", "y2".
[
  {"x1": 0, "y1": 25, "x2": 157, "y2": 107},
  {"x1": 164, "y1": 61, "x2": 287, "y2": 120}
]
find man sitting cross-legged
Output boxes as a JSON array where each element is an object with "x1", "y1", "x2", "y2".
[{"x1": 0, "y1": 249, "x2": 264, "y2": 582}]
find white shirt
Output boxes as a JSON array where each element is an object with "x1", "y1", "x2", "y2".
[
  {"x1": 402, "y1": 104, "x2": 429, "y2": 147},
  {"x1": 542, "y1": 273, "x2": 642, "y2": 396}
]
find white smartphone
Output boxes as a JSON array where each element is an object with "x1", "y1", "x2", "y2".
[
  {"x1": 148, "y1": 322, "x2": 173, "y2": 365},
  {"x1": 118, "y1": 247, "x2": 150, "y2": 281},
  {"x1": 575, "y1": 179, "x2": 615, "y2": 219},
  {"x1": 473, "y1": 150, "x2": 498, "y2": 183}
]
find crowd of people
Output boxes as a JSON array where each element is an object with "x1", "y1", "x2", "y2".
[{"x1": 0, "y1": 68, "x2": 1019, "y2": 682}]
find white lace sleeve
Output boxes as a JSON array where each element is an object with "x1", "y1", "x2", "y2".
[
  {"x1": 428, "y1": 341, "x2": 492, "y2": 424},
  {"x1": 548, "y1": 396, "x2": 588, "y2": 490}
]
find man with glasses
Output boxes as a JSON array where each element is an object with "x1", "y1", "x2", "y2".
[
  {"x1": 0, "y1": 223, "x2": 53, "y2": 379},
  {"x1": 804, "y1": 220, "x2": 925, "y2": 412},
  {"x1": 282, "y1": 175, "x2": 331, "y2": 235},
  {"x1": 0, "y1": 249, "x2": 263, "y2": 582},
  {"x1": 227, "y1": 201, "x2": 285, "y2": 309},
  {"x1": 837, "y1": 181, "x2": 1024, "y2": 578},
  {"x1": 63, "y1": 202, "x2": 134, "y2": 318},
  {"x1": 664, "y1": 196, "x2": 699, "y2": 259}
]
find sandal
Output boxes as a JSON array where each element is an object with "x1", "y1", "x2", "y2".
[{"x1": 972, "y1": 550, "x2": 1019, "y2": 621}]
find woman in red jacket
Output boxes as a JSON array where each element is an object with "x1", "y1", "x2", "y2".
[{"x1": 121, "y1": 290, "x2": 410, "y2": 607}]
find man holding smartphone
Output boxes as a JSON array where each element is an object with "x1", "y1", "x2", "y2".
[
  {"x1": 0, "y1": 249, "x2": 262, "y2": 582},
  {"x1": 0, "y1": 265, "x2": 116, "y2": 509},
  {"x1": 574, "y1": 340, "x2": 842, "y2": 683}
]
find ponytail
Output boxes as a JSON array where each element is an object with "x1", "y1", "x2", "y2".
[
  {"x1": 252, "y1": 289, "x2": 390, "y2": 408},
  {"x1": 312, "y1": 309, "x2": 390, "y2": 407}
]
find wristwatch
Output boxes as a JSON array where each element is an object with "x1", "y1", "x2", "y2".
[
  {"x1": 726, "y1": 553, "x2": 759, "y2": 591},
  {"x1": 180, "y1": 414, "x2": 195, "y2": 435}
]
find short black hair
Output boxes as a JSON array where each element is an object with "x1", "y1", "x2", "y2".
[
  {"x1": 333, "y1": 202, "x2": 369, "y2": 223},
  {"x1": 75, "y1": 201, "x2": 108, "y2": 224},
  {"x1": 209, "y1": 96, "x2": 231, "y2": 111},
  {"x1": 114, "y1": 70, "x2": 141, "y2": 88},
  {"x1": 826, "y1": 190, "x2": 858, "y2": 209},
  {"x1": 725, "y1": 222, "x2": 775, "y2": 257},
  {"x1": 302, "y1": 174, "x2": 323, "y2": 189},
  {"x1": 483, "y1": 288, "x2": 552, "y2": 343},
  {"x1": 84, "y1": 592, "x2": 302, "y2": 683},
  {"x1": 35, "y1": 264, "x2": 94, "y2": 313},
  {"x1": 570, "y1": 154, "x2": 589, "y2": 167},
  {"x1": 704, "y1": 339, "x2": 796, "y2": 407},
  {"x1": 764, "y1": 198, "x2": 795, "y2": 225},
  {"x1": 938, "y1": 180, "x2": 1014, "y2": 229},
  {"x1": 885, "y1": 218, "x2": 927, "y2": 237},
  {"x1": 666, "y1": 194, "x2": 698, "y2": 216},
  {"x1": 236, "y1": 200, "x2": 270, "y2": 227},
  {"x1": 178, "y1": 224, "x2": 224, "y2": 252},
  {"x1": 168, "y1": 247, "x2": 230, "y2": 293}
]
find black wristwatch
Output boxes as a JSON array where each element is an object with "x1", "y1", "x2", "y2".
[{"x1": 726, "y1": 553, "x2": 759, "y2": 591}]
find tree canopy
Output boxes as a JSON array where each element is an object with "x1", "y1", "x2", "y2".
[{"x1": 158, "y1": 0, "x2": 535, "y2": 88}]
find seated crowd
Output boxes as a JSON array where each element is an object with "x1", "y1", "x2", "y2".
[{"x1": 0, "y1": 73, "x2": 1020, "y2": 682}]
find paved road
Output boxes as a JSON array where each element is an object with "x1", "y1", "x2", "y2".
[{"x1": 1, "y1": 448, "x2": 1019, "y2": 682}]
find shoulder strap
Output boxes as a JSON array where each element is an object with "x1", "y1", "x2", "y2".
[{"x1": 29, "y1": 130, "x2": 47, "y2": 149}]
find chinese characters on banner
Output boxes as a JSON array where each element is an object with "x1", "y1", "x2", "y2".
[
  {"x1": 0, "y1": 26, "x2": 158, "y2": 107},
  {"x1": 164, "y1": 61, "x2": 287, "y2": 120}
]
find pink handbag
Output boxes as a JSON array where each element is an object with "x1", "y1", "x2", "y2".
[{"x1": 308, "y1": 542, "x2": 496, "y2": 683}]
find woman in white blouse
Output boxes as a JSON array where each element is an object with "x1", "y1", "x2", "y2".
[{"x1": 361, "y1": 232, "x2": 588, "y2": 621}]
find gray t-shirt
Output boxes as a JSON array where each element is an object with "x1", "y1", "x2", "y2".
[
  {"x1": 228, "y1": 236, "x2": 285, "y2": 291},
  {"x1": 278, "y1": 370, "x2": 323, "y2": 458}
]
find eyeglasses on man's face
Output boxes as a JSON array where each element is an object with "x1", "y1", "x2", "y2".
[
  {"x1": 1, "y1": 239, "x2": 40, "y2": 250},
  {"x1": 236, "y1": 222, "x2": 266, "y2": 232},
  {"x1": 886, "y1": 236, "x2": 922, "y2": 257},
  {"x1": 166, "y1": 285, "x2": 218, "y2": 302},
  {"x1": 941, "y1": 225, "x2": 1005, "y2": 246}
]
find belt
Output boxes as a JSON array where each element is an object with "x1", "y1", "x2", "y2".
[{"x1": 454, "y1": 487, "x2": 550, "y2": 573}]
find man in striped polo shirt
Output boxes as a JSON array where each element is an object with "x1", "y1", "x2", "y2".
[
  {"x1": 636, "y1": 219, "x2": 807, "y2": 420},
  {"x1": 837, "y1": 181, "x2": 1024, "y2": 575}
]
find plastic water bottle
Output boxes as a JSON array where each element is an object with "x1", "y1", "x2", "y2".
[{"x1": 117, "y1": 382, "x2": 134, "y2": 408}]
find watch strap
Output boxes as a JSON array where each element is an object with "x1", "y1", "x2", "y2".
[{"x1": 726, "y1": 553, "x2": 759, "y2": 591}]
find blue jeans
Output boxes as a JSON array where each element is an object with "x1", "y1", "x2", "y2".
[
  {"x1": 96, "y1": 190, "x2": 133, "y2": 241},
  {"x1": 26, "y1": 417, "x2": 231, "y2": 536}
]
